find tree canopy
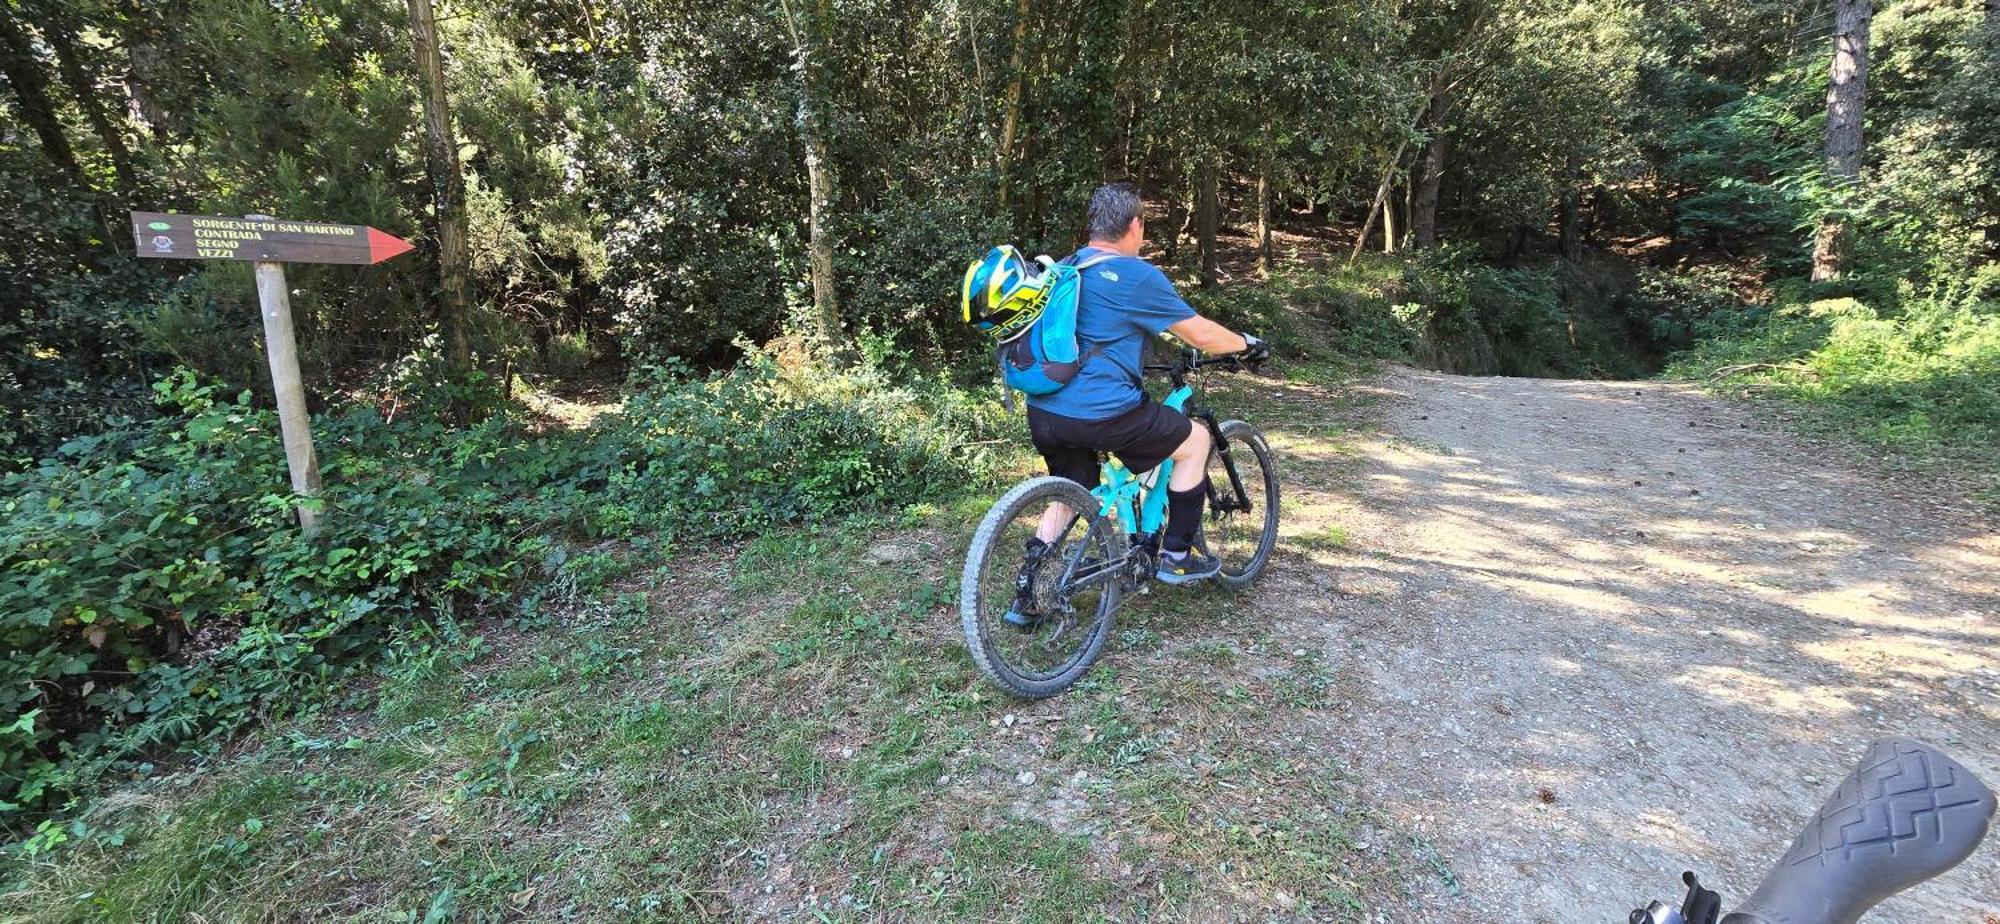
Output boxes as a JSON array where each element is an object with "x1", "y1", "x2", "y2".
[{"x1": 4, "y1": 0, "x2": 1995, "y2": 453}]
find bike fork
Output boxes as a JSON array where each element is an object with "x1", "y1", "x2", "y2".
[{"x1": 1194, "y1": 410, "x2": 1252, "y2": 514}]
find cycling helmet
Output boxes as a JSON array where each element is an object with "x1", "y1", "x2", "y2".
[{"x1": 962, "y1": 245, "x2": 1051, "y2": 341}]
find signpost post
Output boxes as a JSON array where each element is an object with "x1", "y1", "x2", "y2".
[{"x1": 132, "y1": 211, "x2": 415, "y2": 535}]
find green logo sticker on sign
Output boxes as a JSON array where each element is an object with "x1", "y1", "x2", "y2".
[{"x1": 147, "y1": 221, "x2": 172, "y2": 231}]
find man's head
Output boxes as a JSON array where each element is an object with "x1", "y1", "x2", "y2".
[{"x1": 1086, "y1": 181, "x2": 1144, "y2": 254}]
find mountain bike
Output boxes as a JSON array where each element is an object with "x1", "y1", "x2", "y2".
[
  {"x1": 960, "y1": 347, "x2": 1279, "y2": 699},
  {"x1": 1630, "y1": 737, "x2": 1995, "y2": 924}
]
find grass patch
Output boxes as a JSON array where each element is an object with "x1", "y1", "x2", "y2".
[
  {"x1": 5, "y1": 338, "x2": 1409, "y2": 920},
  {"x1": 1293, "y1": 524, "x2": 1353, "y2": 554},
  {"x1": 1667, "y1": 288, "x2": 2000, "y2": 504},
  {"x1": 1383, "y1": 434, "x2": 1454, "y2": 455},
  {"x1": 7, "y1": 505, "x2": 1403, "y2": 922},
  {"x1": 1273, "y1": 650, "x2": 1342, "y2": 710},
  {"x1": 932, "y1": 822, "x2": 1113, "y2": 922}
]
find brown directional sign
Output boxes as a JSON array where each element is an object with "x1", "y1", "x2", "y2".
[{"x1": 130, "y1": 211, "x2": 415, "y2": 264}]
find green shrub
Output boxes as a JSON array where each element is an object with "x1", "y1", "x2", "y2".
[
  {"x1": 1189, "y1": 260, "x2": 1414, "y2": 365},
  {"x1": 1398, "y1": 248, "x2": 1617, "y2": 376},
  {"x1": 132, "y1": 267, "x2": 270, "y2": 395},
  {"x1": 1282, "y1": 267, "x2": 1417, "y2": 362},
  {"x1": 1466, "y1": 264, "x2": 1576, "y2": 377},
  {"x1": 0, "y1": 372, "x2": 550, "y2": 817},
  {"x1": 0, "y1": 354, "x2": 1000, "y2": 823},
  {"x1": 839, "y1": 184, "x2": 1013, "y2": 376},
  {"x1": 1663, "y1": 72, "x2": 1818, "y2": 260},
  {"x1": 1382, "y1": 249, "x2": 1719, "y2": 379},
  {"x1": 1191, "y1": 254, "x2": 1693, "y2": 378},
  {"x1": 1624, "y1": 266, "x2": 1747, "y2": 352},
  {"x1": 599, "y1": 346, "x2": 1007, "y2": 537},
  {"x1": 1667, "y1": 273, "x2": 2000, "y2": 480},
  {"x1": 544, "y1": 331, "x2": 597, "y2": 378}
]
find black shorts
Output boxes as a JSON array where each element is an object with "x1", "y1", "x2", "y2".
[{"x1": 1027, "y1": 399, "x2": 1193, "y2": 489}]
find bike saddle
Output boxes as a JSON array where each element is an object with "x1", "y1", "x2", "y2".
[{"x1": 1721, "y1": 738, "x2": 1994, "y2": 924}]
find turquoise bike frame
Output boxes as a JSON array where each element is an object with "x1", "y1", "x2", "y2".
[{"x1": 1091, "y1": 383, "x2": 1195, "y2": 537}]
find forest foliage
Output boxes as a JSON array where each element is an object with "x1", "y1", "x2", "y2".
[
  {"x1": 6, "y1": 0, "x2": 1993, "y2": 434},
  {"x1": 1, "y1": 0, "x2": 1996, "y2": 826}
]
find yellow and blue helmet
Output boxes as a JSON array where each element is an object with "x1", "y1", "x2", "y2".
[{"x1": 962, "y1": 245, "x2": 1050, "y2": 341}]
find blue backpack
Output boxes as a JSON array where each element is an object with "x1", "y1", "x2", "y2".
[{"x1": 996, "y1": 252, "x2": 1118, "y2": 395}]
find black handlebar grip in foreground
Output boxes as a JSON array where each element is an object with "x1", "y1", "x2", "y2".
[{"x1": 1721, "y1": 738, "x2": 1994, "y2": 924}]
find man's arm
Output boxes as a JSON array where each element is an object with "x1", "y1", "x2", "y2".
[{"x1": 1166, "y1": 315, "x2": 1251, "y2": 354}]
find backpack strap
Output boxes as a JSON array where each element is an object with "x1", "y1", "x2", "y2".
[
  {"x1": 996, "y1": 349, "x2": 1017, "y2": 411},
  {"x1": 1068, "y1": 250, "x2": 1140, "y2": 383},
  {"x1": 1059, "y1": 247, "x2": 1120, "y2": 270}
]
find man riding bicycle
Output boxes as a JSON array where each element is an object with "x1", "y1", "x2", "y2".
[{"x1": 1016, "y1": 182, "x2": 1268, "y2": 586}]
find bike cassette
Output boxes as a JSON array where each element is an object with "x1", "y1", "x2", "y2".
[{"x1": 1028, "y1": 555, "x2": 1072, "y2": 615}]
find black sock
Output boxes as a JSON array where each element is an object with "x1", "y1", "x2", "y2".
[{"x1": 1162, "y1": 485, "x2": 1205, "y2": 553}]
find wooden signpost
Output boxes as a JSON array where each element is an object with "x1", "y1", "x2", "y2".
[{"x1": 131, "y1": 211, "x2": 416, "y2": 535}]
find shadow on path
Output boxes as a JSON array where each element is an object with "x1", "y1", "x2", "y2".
[{"x1": 1266, "y1": 368, "x2": 1999, "y2": 923}]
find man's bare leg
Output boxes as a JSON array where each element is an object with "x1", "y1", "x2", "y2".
[
  {"x1": 1166, "y1": 422, "x2": 1211, "y2": 492},
  {"x1": 1035, "y1": 501, "x2": 1074, "y2": 545}
]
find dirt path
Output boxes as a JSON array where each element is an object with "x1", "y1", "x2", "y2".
[{"x1": 1296, "y1": 367, "x2": 2000, "y2": 922}]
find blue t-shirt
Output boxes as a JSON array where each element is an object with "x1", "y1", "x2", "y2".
[{"x1": 1026, "y1": 247, "x2": 1197, "y2": 420}]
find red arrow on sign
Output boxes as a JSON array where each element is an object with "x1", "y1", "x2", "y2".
[{"x1": 367, "y1": 227, "x2": 415, "y2": 263}]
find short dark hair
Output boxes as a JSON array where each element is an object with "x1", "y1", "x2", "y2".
[{"x1": 1086, "y1": 182, "x2": 1143, "y2": 241}]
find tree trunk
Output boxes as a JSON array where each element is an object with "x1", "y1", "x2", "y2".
[
  {"x1": 1585, "y1": 185, "x2": 1613, "y2": 243},
  {"x1": 1811, "y1": 0, "x2": 1872, "y2": 283},
  {"x1": 1558, "y1": 186, "x2": 1582, "y2": 260},
  {"x1": 1506, "y1": 223, "x2": 1532, "y2": 264},
  {"x1": 996, "y1": 0, "x2": 1031, "y2": 212},
  {"x1": 782, "y1": 0, "x2": 844, "y2": 351},
  {"x1": 1401, "y1": 179, "x2": 1412, "y2": 246},
  {"x1": 1349, "y1": 136, "x2": 1410, "y2": 263},
  {"x1": 1412, "y1": 133, "x2": 1445, "y2": 248},
  {"x1": 1360, "y1": 22, "x2": 1478, "y2": 261},
  {"x1": 1161, "y1": 191, "x2": 1187, "y2": 264},
  {"x1": 32, "y1": 2, "x2": 139, "y2": 195},
  {"x1": 1382, "y1": 184, "x2": 1399, "y2": 254},
  {"x1": 1196, "y1": 154, "x2": 1219, "y2": 288},
  {"x1": 803, "y1": 132, "x2": 841, "y2": 347},
  {"x1": 39, "y1": 6, "x2": 136, "y2": 194},
  {"x1": 1254, "y1": 160, "x2": 1272, "y2": 277},
  {"x1": 407, "y1": 0, "x2": 475, "y2": 402},
  {"x1": 0, "y1": 7, "x2": 85, "y2": 188},
  {"x1": 121, "y1": 11, "x2": 172, "y2": 138}
]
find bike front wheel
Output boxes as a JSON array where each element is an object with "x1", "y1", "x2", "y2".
[
  {"x1": 1202, "y1": 419, "x2": 1280, "y2": 588},
  {"x1": 960, "y1": 476, "x2": 1126, "y2": 699}
]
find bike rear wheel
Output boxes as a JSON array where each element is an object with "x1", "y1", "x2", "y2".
[
  {"x1": 1201, "y1": 419, "x2": 1280, "y2": 588},
  {"x1": 961, "y1": 476, "x2": 1126, "y2": 698}
]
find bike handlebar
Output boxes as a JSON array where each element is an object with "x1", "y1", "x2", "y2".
[
  {"x1": 1721, "y1": 738, "x2": 1994, "y2": 924},
  {"x1": 1142, "y1": 347, "x2": 1266, "y2": 378}
]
